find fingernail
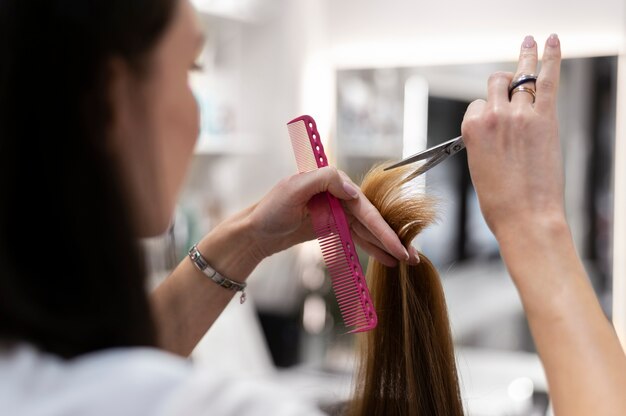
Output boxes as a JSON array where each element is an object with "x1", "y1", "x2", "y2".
[
  {"x1": 342, "y1": 181, "x2": 359, "y2": 199},
  {"x1": 547, "y1": 33, "x2": 559, "y2": 47},
  {"x1": 522, "y1": 35, "x2": 535, "y2": 48},
  {"x1": 403, "y1": 247, "x2": 410, "y2": 261}
]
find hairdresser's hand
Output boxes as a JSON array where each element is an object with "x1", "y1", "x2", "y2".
[
  {"x1": 248, "y1": 166, "x2": 413, "y2": 267},
  {"x1": 462, "y1": 34, "x2": 566, "y2": 238},
  {"x1": 461, "y1": 36, "x2": 626, "y2": 416}
]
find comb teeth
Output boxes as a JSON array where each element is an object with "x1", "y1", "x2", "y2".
[
  {"x1": 287, "y1": 115, "x2": 377, "y2": 333},
  {"x1": 287, "y1": 120, "x2": 319, "y2": 173},
  {"x1": 315, "y1": 222, "x2": 374, "y2": 332}
]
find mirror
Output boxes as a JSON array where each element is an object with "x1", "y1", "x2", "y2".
[{"x1": 333, "y1": 56, "x2": 617, "y2": 413}]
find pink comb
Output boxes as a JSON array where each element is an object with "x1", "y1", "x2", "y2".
[{"x1": 287, "y1": 115, "x2": 377, "y2": 333}]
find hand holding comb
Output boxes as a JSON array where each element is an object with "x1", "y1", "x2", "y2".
[{"x1": 287, "y1": 115, "x2": 377, "y2": 333}]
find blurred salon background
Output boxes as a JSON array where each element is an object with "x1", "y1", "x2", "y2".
[{"x1": 143, "y1": 0, "x2": 626, "y2": 414}]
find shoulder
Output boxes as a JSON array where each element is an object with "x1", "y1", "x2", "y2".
[
  {"x1": 157, "y1": 369, "x2": 327, "y2": 416},
  {"x1": 0, "y1": 344, "x2": 192, "y2": 415},
  {"x1": 76, "y1": 346, "x2": 194, "y2": 411},
  {"x1": 0, "y1": 344, "x2": 325, "y2": 416}
]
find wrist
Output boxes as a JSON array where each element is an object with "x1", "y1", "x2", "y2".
[
  {"x1": 495, "y1": 211, "x2": 573, "y2": 272},
  {"x1": 494, "y1": 212, "x2": 587, "y2": 312},
  {"x1": 196, "y1": 207, "x2": 266, "y2": 283},
  {"x1": 492, "y1": 210, "x2": 570, "y2": 246}
]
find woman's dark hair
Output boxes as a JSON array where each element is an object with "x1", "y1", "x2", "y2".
[{"x1": 0, "y1": 0, "x2": 177, "y2": 358}]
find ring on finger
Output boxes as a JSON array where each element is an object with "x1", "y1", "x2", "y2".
[
  {"x1": 508, "y1": 73, "x2": 538, "y2": 99},
  {"x1": 510, "y1": 86, "x2": 536, "y2": 103}
]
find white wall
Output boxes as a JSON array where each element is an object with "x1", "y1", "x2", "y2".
[
  {"x1": 237, "y1": 0, "x2": 333, "y2": 200},
  {"x1": 324, "y1": 0, "x2": 626, "y2": 346},
  {"x1": 327, "y1": 0, "x2": 625, "y2": 68},
  {"x1": 188, "y1": 0, "x2": 626, "y2": 348}
]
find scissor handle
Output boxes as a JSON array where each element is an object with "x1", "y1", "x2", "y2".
[{"x1": 444, "y1": 136, "x2": 465, "y2": 156}]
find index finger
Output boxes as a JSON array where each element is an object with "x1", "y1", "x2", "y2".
[
  {"x1": 338, "y1": 173, "x2": 409, "y2": 261},
  {"x1": 343, "y1": 195, "x2": 409, "y2": 262},
  {"x1": 535, "y1": 34, "x2": 562, "y2": 114},
  {"x1": 487, "y1": 71, "x2": 514, "y2": 107}
]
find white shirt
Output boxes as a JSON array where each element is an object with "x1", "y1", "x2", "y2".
[{"x1": 0, "y1": 344, "x2": 326, "y2": 416}]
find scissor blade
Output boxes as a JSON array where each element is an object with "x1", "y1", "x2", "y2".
[
  {"x1": 384, "y1": 135, "x2": 463, "y2": 171},
  {"x1": 413, "y1": 150, "x2": 448, "y2": 175},
  {"x1": 383, "y1": 146, "x2": 443, "y2": 170},
  {"x1": 383, "y1": 154, "x2": 425, "y2": 170}
]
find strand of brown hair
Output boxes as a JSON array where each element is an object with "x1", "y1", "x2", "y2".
[{"x1": 346, "y1": 164, "x2": 463, "y2": 416}]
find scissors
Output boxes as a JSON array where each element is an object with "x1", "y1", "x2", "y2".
[
  {"x1": 383, "y1": 135, "x2": 465, "y2": 176},
  {"x1": 385, "y1": 73, "x2": 538, "y2": 176}
]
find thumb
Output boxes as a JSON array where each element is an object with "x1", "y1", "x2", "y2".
[{"x1": 289, "y1": 167, "x2": 359, "y2": 204}]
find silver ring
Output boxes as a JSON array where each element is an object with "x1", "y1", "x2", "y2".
[
  {"x1": 509, "y1": 74, "x2": 538, "y2": 99},
  {"x1": 510, "y1": 86, "x2": 536, "y2": 103}
]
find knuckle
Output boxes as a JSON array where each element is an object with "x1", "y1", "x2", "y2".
[
  {"x1": 483, "y1": 107, "x2": 503, "y2": 129},
  {"x1": 511, "y1": 109, "x2": 530, "y2": 127},
  {"x1": 462, "y1": 107, "x2": 505, "y2": 140},
  {"x1": 462, "y1": 100, "x2": 481, "y2": 120},
  {"x1": 462, "y1": 115, "x2": 482, "y2": 138},
  {"x1": 461, "y1": 116, "x2": 476, "y2": 134},
  {"x1": 327, "y1": 166, "x2": 341, "y2": 183},
  {"x1": 518, "y1": 50, "x2": 537, "y2": 60},
  {"x1": 468, "y1": 98, "x2": 486, "y2": 109},
  {"x1": 324, "y1": 165, "x2": 339, "y2": 176},
  {"x1": 544, "y1": 48, "x2": 562, "y2": 60},
  {"x1": 488, "y1": 71, "x2": 511, "y2": 84},
  {"x1": 362, "y1": 204, "x2": 379, "y2": 223},
  {"x1": 277, "y1": 175, "x2": 294, "y2": 191},
  {"x1": 487, "y1": 73, "x2": 497, "y2": 84},
  {"x1": 492, "y1": 71, "x2": 510, "y2": 80},
  {"x1": 318, "y1": 166, "x2": 337, "y2": 182},
  {"x1": 278, "y1": 175, "x2": 291, "y2": 186}
]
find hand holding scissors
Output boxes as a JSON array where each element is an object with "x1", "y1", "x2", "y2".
[{"x1": 384, "y1": 74, "x2": 538, "y2": 179}]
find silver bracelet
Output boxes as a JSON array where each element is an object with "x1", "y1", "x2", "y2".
[{"x1": 188, "y1": 244, "x2": 247, "y2": 304}]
